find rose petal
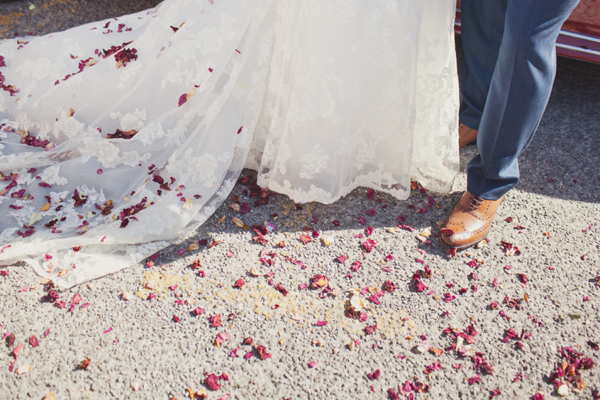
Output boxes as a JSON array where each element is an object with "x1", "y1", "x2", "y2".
[{"x1": 205, "y1": 373, "x2": 221, "y2": 391}]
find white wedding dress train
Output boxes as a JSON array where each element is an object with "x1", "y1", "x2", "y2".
[{"x1": 0, "y1": 0, "x2": 459, "y2": 288}]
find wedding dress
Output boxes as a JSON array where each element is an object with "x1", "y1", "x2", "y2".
[{"x1": 0, "y1": 0, "x2": 459, "y2": 288}]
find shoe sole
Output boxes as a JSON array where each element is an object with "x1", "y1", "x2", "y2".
[{"x1": 440, "y1": 235, "x2": 487, "y2": 251}]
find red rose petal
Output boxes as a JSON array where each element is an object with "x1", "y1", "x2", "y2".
[
  {"x1": 209, "y1": 314, "x2": 221, "y2": 328},
  {"x1": 255, "y1": 345, "x2": 271, "y2": 360},
  {"x1": 29, "y1": 334, "x2": 40, "y2": 347},
  {"x1": 205, "y1": 373, "x2": 221, "y2": 391}
]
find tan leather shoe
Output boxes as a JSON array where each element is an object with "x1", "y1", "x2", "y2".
[
  {"x1": 441, "y1": 191, "x2": 503, "y2": 249},
  {"x1": 459, "y1": 123, "x2": 478, "y2": 149}
]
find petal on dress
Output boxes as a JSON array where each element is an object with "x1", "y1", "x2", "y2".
[{"x1": 0, "y1": 0, "x2": 457, "y2": 287}]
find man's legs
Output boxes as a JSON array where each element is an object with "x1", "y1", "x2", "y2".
[
  {"x1": 466, "y1": 0, "x2": 580, "y2": 200},
  {"x1": 443, "y1": 0, "x2": 579, "y2": 249},
  {"x1": 459, "y1": 0, "x2": 506, "y2": 132}
]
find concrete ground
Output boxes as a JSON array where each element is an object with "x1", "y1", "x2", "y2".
[{"x1": 1, "y1": 1, "x2": 599, "y2": 399}]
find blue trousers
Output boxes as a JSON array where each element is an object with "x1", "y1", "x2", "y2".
[{"x1": 460, "y1": 0, "x2": 580, "y2": 200}]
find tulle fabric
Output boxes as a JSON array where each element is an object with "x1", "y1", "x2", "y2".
[{"x1": 0, "y1": 0, "x2": 458, "y2": 288}]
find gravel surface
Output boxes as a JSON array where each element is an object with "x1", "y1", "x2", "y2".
[{"x1": 1, "y1": 1, "x2": 599, "y2": 399}]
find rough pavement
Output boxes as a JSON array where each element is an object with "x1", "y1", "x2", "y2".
[{"x1": 1, "y1": 1, "x2": 599, "y2": 399}]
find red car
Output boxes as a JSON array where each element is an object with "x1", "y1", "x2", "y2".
[{"x1": 455, "y1": 0, "x2": 600, "y2": 64}]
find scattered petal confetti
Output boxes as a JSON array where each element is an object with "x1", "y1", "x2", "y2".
[
  {"x1": 364, "y1": 324, "x2": 377, "y2": 335},
  {"x1": 335, "y1": 255, "x2": 348, "y2": 264},
  {"x1": 368, "y1": 370, "x2": 381, "y2": 380},
  {"x1": 310, "y1": 275, "x2": 329, "y2": 289},
  {"x1": 16, "y1": 365, "x2": 33, "y2": 374},
  {"x1": 298, "y1": 234, "x2": 314, "y2": 244},
  {"x1": 205, "y1": 374, "x2": 220, "y2": 391},
  {"x1": 215, "y1": 332, "x2": 231, "y2": 347},
  {"x1": 78, "y1": 358, "x2": 92, "y2": 370},
  {"x1": 233, "y1": 279, "x2": 245, "y2": 289},
  {"x1": 362, "y1": 239, "x2": 377, "y2": 252},
  {"x1": 255, "y1": 345, "x2": 272, "y2": 360},
  {"x1": 383, "y1": 280, "x2": 396, "y2": 293},
  {"x1": 209, "y1": 314, "x2": 221, "y2": 328},
  {"x1": 13, "y1": 343, "x2": 24, "y2": 360},
  {"x1": 5, "y1": 333, "x2": 15, "y2": 348},
  {"x1": 350, "y1": 261, "x2": 362, "y2": 272},
  {"x1": 275, "y1": 283, "x2": 288, "y2": 297}
]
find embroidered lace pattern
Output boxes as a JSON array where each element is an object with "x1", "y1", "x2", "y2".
[{"x1": 0, "y1": 0, "x2": 458, "y2": 287}]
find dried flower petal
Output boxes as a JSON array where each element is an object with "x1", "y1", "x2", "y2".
[
  {"x1": 298, "y1": 234, "x2": 314, "y2": 244},
  {"x1": 443, "y1": 293, "x2": 456, "y2": 302},
  {"x1": 29, "y1": 335, "x2": 39, "y2": 347},
  {"x1": 209, "y1": 314, "x2": 221, "y2": 328},
  {"x1": 310, "y1": 275, "x2": 329, "y2": 289},
  {"x1": 362, "y1": 239, "x2": 377, "y2": 252},
  {"x1": 215, "y1": 332, "x2": 231, "y2": 346},
  {"x1": 364, "y1": 324, "x2": 377, "y2": 335},
  {"x1": 12, "y1": 343, "x2": 24, "y2": 360},
  {"x1": 429, "y1": 347, "x2": 444, "y2": 357},
  {"x1": 383, "y1": 280, "x2": 396, "y2": 293},
  {"x1": 367, "y1": 369, "x2": 381, "y2": 380},
  {"x1": 275, "y1": 283, "x2": 288, "y2": 297},
  {"x1": 335, "y1": 254, "x2": 348, "y2": 264},
  {"x1": 78, "y1": 357, "x2": 92, "y2": 370},
  {"x1": 16, "y1": 365, "x2": 33, "y2": 374},
  {"x1": 205, "y1": 374, "x2": 221, "y2": 391},
  {"x1": 424, "y1": 361, "x2": 442, "y2": 374},
  {"x1": 368, "y1": 291, "x2": 385, "y2": 305},
  {"x1": 350, "y1": 261, "x2": 362, "y2": 272},
  {"x1": 255, "y1": 345, "x2": 272, "y2": 360},
  {"x1": 233, "y1": 279, "x2": 245, "y2": 289},
  {"x1": 70, "y1": 293, "x2": 82, "y2": 305},
  {"x1": 5, "y1": 333, "x2": 15, "y2": 348}
]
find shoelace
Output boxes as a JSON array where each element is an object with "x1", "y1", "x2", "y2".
[{"x1": 466, "y1": 195, "x2": 484, "y2": 211}]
